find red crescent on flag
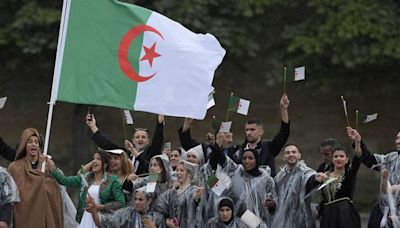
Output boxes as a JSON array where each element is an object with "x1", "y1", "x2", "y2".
[{"x1": 118, "y1": 25, "x2": 164, "y2": 82}]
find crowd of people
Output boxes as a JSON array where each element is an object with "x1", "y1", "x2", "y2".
[{"x1": 1, "y1": 93, "x2": 400, "y2": 228}]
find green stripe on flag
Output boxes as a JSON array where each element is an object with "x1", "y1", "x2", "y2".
[
  {"x1": 228, "y1": 95, "x2": 240, "y2": 112},
  {"x1": 58, "y1": 0, "x2": 152, "y2": 109}
]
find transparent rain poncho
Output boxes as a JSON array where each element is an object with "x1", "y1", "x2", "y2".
[
  {"x1": 198, "y1": 157, "x2": 238, "y2": 222},
  {"x1": 153, "y1": 160, "x2": 202, "y2": 227},
  {"x1": 0, "y1": 166, "x2": 20, "y2": 206},
  {"x1": 205, "y1": 197, "x2": 248, "y2": 228},
  {"x1": 129, "y1": 154, "x2": 173, "y2": 209},
  {"x1": 229, "y1": 165, "x2": 275, "y2": 227},
  {"x1": 374, "y1": 152, "x2": 400, "y2": 227},
  {"x1": 98, "y1": 188, "x2": 165, "y2": 228},
  {"x1": 271, "y1": 161, "x2": 316, "y2": 228}
]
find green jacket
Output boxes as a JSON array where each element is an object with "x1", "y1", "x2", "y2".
[{"x1": 51, "y1": 169, "x2": 125, "y2": 223}]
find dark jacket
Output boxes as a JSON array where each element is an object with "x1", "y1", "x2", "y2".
[
  {"x1": 0, "y1": 137, "x2": 16, "y2": 162},
  {"x1": 178, "y1": 127, "x2": 240, "y2": 162},
  {"x1": 236, "y1": 121, "x2": 290, "y2": 177},
  {"x1": 91, "y1": 120, "x2": 164, "y2": 175}
]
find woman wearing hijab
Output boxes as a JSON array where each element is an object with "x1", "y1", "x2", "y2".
[
  {"x1": 8, "y1": 128, "x2": 63, "y2": 228},
  {"x1": 89, "y1": 187, "x2": 164, "y2": 228},
  {"x1": 229, "y1": 148, "x2": 277, "y2": 226},
  {"x1": 49, "y1": 150, "x2": 125, "y2": 227},
  {"x1": 153, "y1": 160, "x2": 203, "y2": 228},
  {"x1": 123, "y1": 154, "x2": 173, "y2": 209},
  {"x1": 205, "y1": 197, "x2": 247, "y2": 228}
]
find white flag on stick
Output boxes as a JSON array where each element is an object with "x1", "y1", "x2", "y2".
[
  {"x1": 0, "y1": 97, "x2": 7, "y2": 109},
  {"x1": 364, "y1": 113, "x2": 378, "y2": 123},
  {"x1": 294, "y1": 66, "x2": 305, "y2": 81},
  {"x1": 123, "y1": 110, "x2": 134, "y2": 125},
  {"x1": 219, "y1": 121, "x2": 232, "y2": 133}
]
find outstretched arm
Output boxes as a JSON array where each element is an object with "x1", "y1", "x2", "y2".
[
  {"x1": 0, "y1": 137, "x2": 16, "y2": 162},
  {"x1": 178, "y1": 118, "x2": 201, "y2": 151},
  {"x1": 280, "y1": 93, "x2": 289, "y2": 124},
  {"x1": 146, "y1": 115, "x2": 165, "y2": 159},
  {"x1": 347, "y1": 127, "x2": 378, "y2": 169}
]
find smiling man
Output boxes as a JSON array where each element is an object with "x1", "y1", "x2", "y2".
[
  {"x1": 272, "y1": 143, "x2": 326, "y2": 228},
  {"x1": 234, "y1": 93, "x2": 290, "y2": 176},
  {"x1": 86, "y1": 114, "x2": 164, "y2": 175}
]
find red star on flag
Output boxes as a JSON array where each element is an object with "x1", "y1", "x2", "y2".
[{"x1": 140, "y1": 42, "x2": 161, "y2": 67}]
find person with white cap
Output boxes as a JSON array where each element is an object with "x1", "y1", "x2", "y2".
[{"x1": 86, "y1": 113, "x2": 164, "y2": 175}]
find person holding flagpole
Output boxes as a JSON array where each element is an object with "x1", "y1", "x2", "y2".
[
  {"x1": 7, "y1": 128, "x2": 63, "y2": 228},
  {"x1": 234, "y1": 93, "x2": 290, "y2": 176},
  {"x1": 48, "y1": 150, "x2": 125, "y2": 227},
  {"x1": 318, "y1": 128, "x2": 362, "y2": 228}
]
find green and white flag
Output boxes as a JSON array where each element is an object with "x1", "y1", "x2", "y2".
[
  {"x1": 228, "y1": 95, "x2": 250, "y2": 115},
  {"x1": 50, "y1": 0, "x2": 225, "y2": 119}
]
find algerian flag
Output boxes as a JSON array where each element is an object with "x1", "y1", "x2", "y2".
[
  {"x1": 219, "y1": 121, "x2": 232, "y2": 133},
  {"x1": 228, "y1": 95, "x2": 250, "y2": 115},
  {"x1": 50, "y1": 0, "x2": 225, "y2": 119},
  {"x1": 294, "y1": 66, "x2": 305, "y2": 81}
]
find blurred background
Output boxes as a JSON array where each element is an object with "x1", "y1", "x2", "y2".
[{"x1": 1, "y1": 0, "x2": 399, "y2": 214}]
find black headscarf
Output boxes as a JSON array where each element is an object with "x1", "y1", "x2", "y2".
[
  {"x1": 242, "y1": 148, "x2": 261, "y2": 176},
  {"x1": 218, "y1": 197, "x2": 234, "y2": 225}
]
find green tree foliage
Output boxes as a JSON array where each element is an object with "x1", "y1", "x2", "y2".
[
  {"x1": 283, "y1": 0, "x2": 400, "y2": 68},
  {"x1": 1, "y1": 0, "x2": 399, "y2": 70}
]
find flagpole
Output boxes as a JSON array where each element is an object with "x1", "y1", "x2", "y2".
[
  {"x1": 120, "y1": 110, "x2": 128, "y2": 140},
  {"x1": 355, "y1": 110, "x2": 359, "y2": 131},
  {"x1": 226, "y1": 92, "x2": 233, "y2": 121},
  {"x1": 340, "y1": 96, "x2": 351, "y2": 127},
  {"x1": 41, "y1": 0, "x2": 70, "y2": 173},
  {"x1": 283, "y1": 66, "x2": 287, "y2": 94}
]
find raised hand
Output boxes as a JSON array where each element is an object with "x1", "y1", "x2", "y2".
[
  {"x1": 315, "y1": 172, "x2": 328, "y2": 183},
  {"x1": 86, "y1": 113, "x2": 98, "y2": 133},
  {"x1": 194, "y1": 186, "x2": 205, "y2": 202},
  {"x1": 346, "y1": 127, "x2": 361, "y2": 142},
  {"x1": 182, "y1": 117, "x2": 194, "y2": 132},
  {"x1": 125, "y1": 140, "x2": 139, "y2": 157},
  {"x1": 280, "y1": 93, "x2": 290, "y2": 109}
]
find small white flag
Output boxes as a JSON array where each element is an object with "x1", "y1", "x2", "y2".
[
  {"x1": 123, "y1": 110, "x2": 134, "y2": 125},
  {"x1": 240, "y1": 210, "x2": 261, "y2": 228},
  {"x1": 146, "y1": 182, "x2": 157, "y2": 193},
  {"x1": 0, "y1": 97, "x2": 7, "y2": 109},
  {"x1": 219, "y1": 121, "x2": 232, "y2": 133},
  {"x1": 364, "y1": 113, "x2": 378, "y2": 123},
  {"x1": 237, "y1": 98, "x2": 250, "y2": 115},
  {"x1": 207, "y1": 93, "x2": 215, "y2": 110},
  {"x1": 294, "y1": 66, "x2": 306, "y2": 81},
  {"x1": 211, "y1": 180, "x2": 228, "y2": 196}
]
